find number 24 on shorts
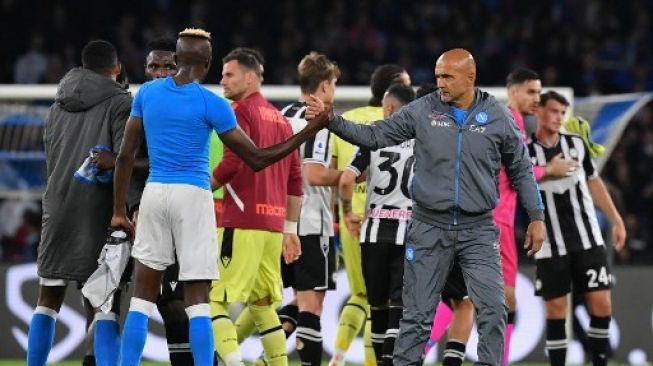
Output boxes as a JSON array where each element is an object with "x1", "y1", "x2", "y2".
[{"x1": 586, "y1": 266, "x2": 610, "y2": 288}]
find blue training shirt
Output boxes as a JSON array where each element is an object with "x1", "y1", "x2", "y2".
[
  {"x1": 131, "y1": 77, "x2": 237, "y2": 190},
  {"x1": 451, "y1": 106, "x2": 468, "y2": 127}
]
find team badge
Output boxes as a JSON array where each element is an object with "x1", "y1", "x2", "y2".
[
  {"x1": 475, "y1": 112, "x2": 488, "y2": 124},
  {"x1": 569, "y1": 148, "x2": 578, "y2": 160},
  {"x1": 315, "y1": 141, "x2": 326, "y2": 155},
  {"x1": 405, "y1": 246, "x2": 416, "y2": 262}
]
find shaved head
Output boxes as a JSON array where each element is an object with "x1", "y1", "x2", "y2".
[
  {"x1": 434, "y1": 48, "x2": 477, "y2": 108},
  {"x1": 436, "y1": 48, "x2": 476, "y2": 78}
]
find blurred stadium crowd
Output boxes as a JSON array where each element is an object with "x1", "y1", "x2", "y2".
[
  {"x1": 1, "y1": 0, "x2": 653, "y2": 264},
  {"x1": 2, "y1": 0, "x2": 653, "y2": 94}
]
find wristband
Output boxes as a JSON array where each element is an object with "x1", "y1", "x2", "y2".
[{"x1": 284, "y1": 220, "x2": 298, "y2": 235}]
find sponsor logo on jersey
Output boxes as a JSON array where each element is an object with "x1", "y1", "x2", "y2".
[
  {"x1": 255, "y1": 203, "x2": 286, "y2": 217},
  {"x1": 469, "y1": 124, "x2": 486, "y2": 133},
  {"x1": 367, "y1": 208, "x2": 412, "y2": 220},
  {"x1": 429, "y1": 111, "x2": 452, "y2": 127}
]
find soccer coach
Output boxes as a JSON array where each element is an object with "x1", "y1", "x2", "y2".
[{"x1": 305, "y1": 48, "x2": 546, "y2": 366}]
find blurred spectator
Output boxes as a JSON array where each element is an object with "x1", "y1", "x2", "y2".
[
  {"x1": 13, "y1": 34, "x2": 48, "y2": 83},
  {"x1": 0, "y1": 199, "x2": 40, "y2": 263}
]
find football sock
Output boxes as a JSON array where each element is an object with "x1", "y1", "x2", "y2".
[
  {"x1": 442, "y1": 340, "x2": 466, "y2": 366},
  {"x1": 278, "y1": 303, "x2": 299, "y2": 338},
  {"x1": 588, "y1": 315, "x2": 610, "y2": 366},
  {"x1": 27, "y1": 306, "x2": 58, "y2": 366},
  {"x1": 211, "y1": 301, "x2": 243, "y2": 366},
  {"x1": 250, "y1": 303, "x2": 288, "y2": 366},
  {"x1": 382, "y1": 308, "x2": 402, "y2": 366},
  {"x1": 120, "y1": 298, "x2": 155, "y2": 366},
  {"x1": 296, "y1": 311, "x2": 323, "y2": 366},
  {"x1": 546, "y1": 318, "x2": 567, "y2": 366},
  {"x1": 503, "y1": 311, "x2": 515, "y2": 366},
  {"x1": 94, "y1": 312, "x2": 120, "y2": 366},
  {"x1": 370, "y1": 309, "x2": 389, "y2": 364},
  {"x1": 186, "y1": 304, "x2": 215, "y2": 366}
]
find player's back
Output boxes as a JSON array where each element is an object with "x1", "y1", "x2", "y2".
[
  {"x1": 40, "y1": 67, "x2": 132, "y2": 281},
  {"x1": 366, "y1": 140, "x2": 415, "y2": 212},
  {"x1": 134, "y1": 77, "x2": 235, "y2": 190},
  {"x1": 351, "y1": 140, "x2": 415, "y2": 245}
]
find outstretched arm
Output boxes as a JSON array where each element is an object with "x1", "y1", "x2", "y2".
[
  {"x1": 304, "y1": 95, "x2": 416, "y2": 150},
  {"x1": 218, "y1": 110, "x2": 331, "y2": 172}
]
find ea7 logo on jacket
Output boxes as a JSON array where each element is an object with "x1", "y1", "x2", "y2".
[{"x1": 469, "y1": 124, "x2": 486, "y2": 133}]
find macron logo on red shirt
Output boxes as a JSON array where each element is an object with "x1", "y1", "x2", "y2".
[{"x1": 256, "y1": 203, "x2": 286, "y2": 217}]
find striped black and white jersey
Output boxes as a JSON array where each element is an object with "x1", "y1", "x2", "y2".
[
  {"x1": 282, "y1": 102, "x2": 334, "y2": 237},
  {"x1": 528, "y1": 132, "x2": 604, "y2": 259},
  {"x1": 348, "y1": 140, "x2": 415, "y2": 245}
]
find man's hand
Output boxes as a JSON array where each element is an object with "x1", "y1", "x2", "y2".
[
  {"x1": 612, "y1": 220, "x2": 627, "y2": 252},
  {"x1": 546, "y1": 153, "x2": 579, "y2": 178},
  {"x1": 282, "y1": 233, "x2": 302, "y2": 264},
  {"x1": 524, "y1": 220, "x2": 546, "y2": 256},
  {"x1": 92, "y1": 150, "x2": 117, "y2": 170},
  {"x1": 344, "y1": 212, "x2": 363, "y2": 239},
  {"x1": 304, "y1": 94, "x2": 334, "y2": 129},
  {"x1": 110, "y1": 214, "x2": 135, "y2": 240}
]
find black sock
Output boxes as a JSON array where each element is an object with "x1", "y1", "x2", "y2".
[
  {"x1": 296, "y1": 311, "x2": 323, "y2": 366},
  {"x1": 82, "y1": 355, "x2": 96, "y2": 366},
  {"x1": 162, "y1": 306, "x2": 192, "y2": 366},
  {"x1": 442, "y1": 340, "x2": 466, "y2": 366},
  {"x1": 370, "y1": 308, "x2": 389, "y2": 365},
  {"x1": 546, "y1": 319, "x2": 567, "y2": 366},
  {"x1": 507, "y1": 311, "x2": 516, "y2": 325},
  {"x1": 278, "y1": 304, "x2": 299, "y2": 338},
  {"x1": 588, "y1": 315, "x2": 610, "y2": 366},
  {"x1": 383, "y1": 307, "x2": 402, "y2": 366}
]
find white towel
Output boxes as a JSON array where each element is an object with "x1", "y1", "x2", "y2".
[{"x1": 82, "y1": 230, "x2": 131, "y2": 312}]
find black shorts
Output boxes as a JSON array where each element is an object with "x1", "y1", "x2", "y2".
[
  {"x1": 535, "y1": 246, "x2": 612, "y2": 300},
  {"x1": 441, "y1": 260, "x2": 468, "y2": 308},
  {"x1": 361, "y1": 242, "x2": 405, "y2": 307},
  {"x1": 282, "y1": 235, "x2": 336, "y2": 291},
  {"x1": 158, "y1": 261, "x2": 184, "y2": 303}
]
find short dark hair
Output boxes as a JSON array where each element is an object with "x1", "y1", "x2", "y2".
[
  {"x1": 81, "y1": 40, "x2": 117, "y2": 72},
  {"x1": 223, "y1": 47, "x2": 264, "y2": 77},
  {"x1": 370, "y1": 64, "x2": 407, "y2": 106},
  {"x1": 415, "y1": 83, "x2": 438, "y2": 98},
  {"x1": 506, "y1": 68, "x2": 540, "y2": 87},
  {"x1": 385, "y1": 83, "x2": 416, "y2": 106},
  {"x1": 147, "y1": 38, "x2": 176, "y2": 53},
  {"x1": 297, "y1": 52, "x2": 340, "y2": 94},
  {"x1": 540, "y1": 90, "x2": 569, "y2": 107}
]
